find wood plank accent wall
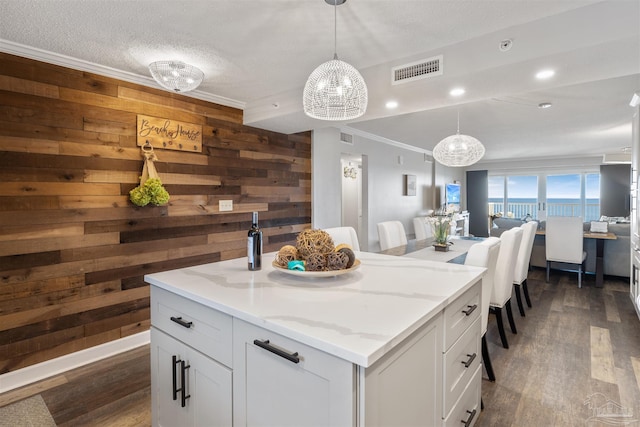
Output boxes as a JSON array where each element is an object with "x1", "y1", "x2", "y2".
[{"x1": 0, "y1": 53, "x2": 311, "y2": 374}]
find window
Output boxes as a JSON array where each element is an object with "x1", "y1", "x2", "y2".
[
  {"x1": 489, "y1": 172, "x2": 600, "y2": 222},
  {"x1": 489, "y1": 175, "x2": 538, "y2": 219}
]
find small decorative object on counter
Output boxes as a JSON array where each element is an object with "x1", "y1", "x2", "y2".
[
  {"x1": 247, "y1": 211, "x2": 262, "y2": 271},
  {"x1": 287, "y1": 260, "x2": 305, "y2": 271},
  {"x1": 129, "y1": 143, "x2": 170, "y2": 207},
  {"x1": 272, "y1": 229, "x2": 360, "y2": 274}
]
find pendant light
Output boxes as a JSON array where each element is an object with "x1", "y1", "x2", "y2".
[
  {"x1": 303, "y1": 0, "x2": 368, "y2": 121},
  {"x1": 432, "y1": 111, "x2": 485, "y2": 167}
]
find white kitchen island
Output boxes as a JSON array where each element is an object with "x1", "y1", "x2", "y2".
[{"x1": 145, "y1": 251, "x2": 485, "y2": 427}]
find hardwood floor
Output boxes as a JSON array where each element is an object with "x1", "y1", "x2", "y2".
[
  {"x1": 0, "y1": 345, "x2": 150, "y2": 426},
  {"x1": 0, "y1": 268, "x2": 638, "y2": 426},
  {"x1": 477, "y1": 268, "x2": 640, "y2": 427}
]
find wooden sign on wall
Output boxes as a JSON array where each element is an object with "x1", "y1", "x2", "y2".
[{"x1": 137, "y1": 115, "x2": 203, "y2": 152}]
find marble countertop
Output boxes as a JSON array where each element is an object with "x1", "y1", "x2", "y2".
[{"x1": 145, "y1": 251, "x2": 485, "y2": 367}]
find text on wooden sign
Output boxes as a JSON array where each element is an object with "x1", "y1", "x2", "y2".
[{"x1": 136, "y1": 115, "x2": 203, "y2": 152}]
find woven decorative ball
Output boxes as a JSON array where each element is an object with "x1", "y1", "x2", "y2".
[
  {"x1": 305, "y1": 252, "x2": 327, "y2": 271},
  {"x1": 336, "y1": 247, "x2": 356, "y2": 268},
  {"x1": 326, "y1": 252, "x2": 349, "y2": 270},
  {"x1": 295, "y1": 229, "x2": 335, "y2": 260},
  {"x1": 275, "y1": 245, "x2": 299, "y2": 267}
]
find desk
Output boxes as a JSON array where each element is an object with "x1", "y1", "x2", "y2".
[
  {"x1": 379, "y1": 236, "x2": 484, "y2": 264},
  {"x1": 536, "y1": 230, "x2": 617, "y2": 288}
]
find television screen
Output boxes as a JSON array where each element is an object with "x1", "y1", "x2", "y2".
[{"x1": 446, "y1": 183, "x2": 461, "y2": 205}]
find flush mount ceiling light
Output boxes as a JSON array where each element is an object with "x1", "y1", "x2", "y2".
[
  {"x1": 149, "y1": 60, "x2": 204, "y2": 93},
  {"x1": 432, "y1": 112, "x2": 485, "y2": 167},
  {"x1": 303, "y1": 0, "x2": 368, "y2": 121},
  {"x1": 538, "y1": 102, "x2": 553, "y2": 109},
  {"x1": 449, "y1": 88, "x2": 465, "y2": 97}
]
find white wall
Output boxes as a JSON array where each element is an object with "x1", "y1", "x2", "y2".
[{"x1": 312, "y1": 127, "x2": 436, "y2": 251}]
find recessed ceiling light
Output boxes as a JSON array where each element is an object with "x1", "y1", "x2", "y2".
[
  {"x1": 536, "y1": 69, "x2": 555, "y2": 80},
  {"x1": 538, "y1": 102, "x2": 552, "y2": 109},
  {"x1": 385, "y1": 100, "x2": 398, "y2": 109},
  {"x1": 449, "y1": 88, "x2": 465, "y2": 97}
]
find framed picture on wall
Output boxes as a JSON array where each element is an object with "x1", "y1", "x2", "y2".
[{"x1": 404, "y1": 174, "x2": 416, "y2": 196}]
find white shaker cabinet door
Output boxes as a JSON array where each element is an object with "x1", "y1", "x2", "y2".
[
  {"x1": 151, "y1": 327, "x2": 232, "y2": 427},
  {"x1": 363, "y1": 313, "x2": 442, "y2": 427},
  {"x1": 233, "y1": 319, "x2": 355, "y2": 427}
]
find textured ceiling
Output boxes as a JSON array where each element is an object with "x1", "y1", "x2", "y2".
[{"x1": 1, "y1": 0, "x2": 639, "y2": 162}]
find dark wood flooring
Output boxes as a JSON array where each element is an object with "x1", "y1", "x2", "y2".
[{"x1": 0, "y1": 268, "x2": 638, "y2": 426}]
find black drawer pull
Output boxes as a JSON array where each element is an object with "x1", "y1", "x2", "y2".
[
  {"x1": 180, "y1": 360, "x2": 191, "y2": 407},
  {"x1": 461, "y1": 409, "x2": 476, "y2": 427},
  {"x1": 462, "y1": 304, "x2": 477, "y2": 316},
  {"x1": 172, "y1": 355, "x2": 179, "y2": 401},
  {"x1": 461, "y1": 353, "x2": 477, "y2": 368},
  {"x1": 253, "y1": 339, "x2": 300, "y2": 364},
  {"x1": 171, "y1": 316, "x2": 193, "y2": 329}
]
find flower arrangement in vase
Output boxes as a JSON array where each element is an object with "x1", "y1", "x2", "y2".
[{"x1": 429, "y1": 206, "x2": 456, "y2": 251}]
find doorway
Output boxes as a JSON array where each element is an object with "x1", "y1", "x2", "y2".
[{"x1": 341, "y1": 154, "x2": 367, "y2": 250}]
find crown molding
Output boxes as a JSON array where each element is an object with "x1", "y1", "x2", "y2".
[
  {"x1": 0, "y1": 39, "x2": 246, "y2": 110},
  {"x1": 340, "y1": 125, "x2": 433, "y2": 156}
]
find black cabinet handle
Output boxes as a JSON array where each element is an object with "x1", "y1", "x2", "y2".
[
  {"x1": 172, "y1": 355, "x2": 179, "y2": 401},
  {"x1": 253, "y1": 339, "x2": 300, "y2": 364},
  {"x1": 461, "y1": 353, "x2": 477, "y2": 368},
  {"x1": 180, "y1": 360, "x2": 191, "y2": 407},
  {"x1": 462, "y1": 304, "x2": 477, "y2": 316},
  {"x1": 461, "y1": 409, "x2": 477, "y2": 427},
  {"x1": 171, "y1": 316, "x2": 193, "y2": 329}
]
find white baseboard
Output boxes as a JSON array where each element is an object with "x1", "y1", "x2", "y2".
[{"x1": 0, "y1": 331, "x2": 150, "y2": 394}]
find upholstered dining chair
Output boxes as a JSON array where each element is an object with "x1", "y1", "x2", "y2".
[
  {"x1": 513, "y1": 221, "x2": 538, "y2": 316},
  {"x1": 545, "y1": 216, "x2": 587, "y2": 288},
  {"x1": 490, "y1": 227, "x2": 523, "y2": 349},
  {"x1": 324, "y1": 226, "x2": 361, "y2": 251},
  {"x1": 465, "y1": 237, "x2": 501, "y2": 382},
  {"x1": 413, "y1": 217, "x2": 434, "y2": 241},
  {"x1": 377, "y1": 221, "x2": 408, "y2": 251}
]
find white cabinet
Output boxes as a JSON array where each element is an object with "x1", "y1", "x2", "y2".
[
  {"x1": 151, "y1": 328, "x2": 232, "y2": 427},
  {"x1": 452, "y1": 211, "x2": 470, "y2": 237},
  {"x1": 363, "y1": 314, "x2": 442, "y2": 426},
  {"x1": 150, "y1": 287, "x2": 233, "y2": 427},
  {"x1": 632, "y1": 105, "x2": 640, "y2": 321},
  {"x1": 150, "y1": 277, "x2": 482, "y2": 427},
  {"x1": 441, "y1": 282, "x2": 482, "y2": 426},
  {"x1": 233, "y1": 319, "x2": 355, "y2": 426}
]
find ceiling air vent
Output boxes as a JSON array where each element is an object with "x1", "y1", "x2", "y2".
[
  {"x1": 340, "y1": 132, "x2": 353, "y2": 145},
  {"x1": 392, "y1": 55, "x2": 443, "y2": 85}
]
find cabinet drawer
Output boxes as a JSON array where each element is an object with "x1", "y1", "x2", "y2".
[
  {"x1": 233, "y1": 318, "x2": 354, "y2": 426},
  {"x1": 443, "y1": 316, "x2": 481, "y2": 418},
  {"x1": 443, "y1": 365, "x2": 481, "y2": 427},
  {"x1": 443, "y1": 281, "x2": 481, "y2": 351},
  {"x1": 151, "y1": 286, "x2": 232, "y2": 367}
]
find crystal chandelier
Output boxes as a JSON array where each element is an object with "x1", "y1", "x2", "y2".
[
  {"x1": 433, "y1": 112, "x2": 485, "y2": 167},
  {"x1": 303, "y1": 0, "x2": 367, "y2": 121},
  {"x1": 149, "y1": 61, "x2": 204, "y2": 93}
]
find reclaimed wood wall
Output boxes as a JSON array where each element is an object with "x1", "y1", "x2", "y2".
[{"x1": 0, "y1": 53, "x2": 311, "y2": 374}]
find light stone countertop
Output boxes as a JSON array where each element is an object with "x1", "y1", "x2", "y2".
[{"x1": 145, "y1": 251, "x2": 485, "y2": 367}]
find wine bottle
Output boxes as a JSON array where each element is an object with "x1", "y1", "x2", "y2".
[{"x1": 247, "y1": 211, "x2": 262, "y2": 270}]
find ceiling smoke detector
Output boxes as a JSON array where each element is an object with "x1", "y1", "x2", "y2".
[{"x1": 499, "y1": 39, "x2": 513, "y2": 52}]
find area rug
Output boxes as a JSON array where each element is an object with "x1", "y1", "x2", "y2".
[{"x1": 0, "y1": 394, "x2": 56, "y2": 427}]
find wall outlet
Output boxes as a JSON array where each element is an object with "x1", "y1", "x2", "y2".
[{"x1": 219, "y1": 200, "x2": 233, "y2": 212}]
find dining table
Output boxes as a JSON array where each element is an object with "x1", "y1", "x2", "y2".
[{"x1": 378, "y1": 236, "x2": 485, "y2": 264}]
